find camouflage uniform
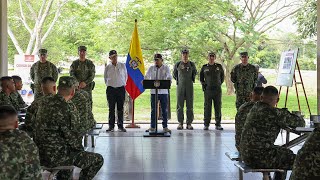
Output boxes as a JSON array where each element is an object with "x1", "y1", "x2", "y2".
[
  {"x1": 71, "y1": 90, "x2": 95, "y2": 132},
  {"x1": 30, "y1": 61, "x2": 58, "y2": 99},
  {"x1": 235, "y1": 101, "x2": 255, "y2": 151},
  {"x1": 10, "y1": 91, "x2": 27, "y2": 109},
  {"x1": 25, "y1": 95, "x2": 52, "y2": 137},
  {"x1": 290, "y1": 128, "x2": 320, "y2": 180},
  {"x1": 34, "y1": 93, "x2": 103, "y2": 179},
  {"x1": 0, "y1": 129, "x2": 42, "y2": 180},
  {"x1": 230, "y1": 64, "x2": 257, "y2": 109},
  {"x1": 0, "y1": 91, "x2": 19, "y2": 111},
  {"x1": 239, "y1": 102, "x2": 305, "y2": 170},
  {"x1": 69, "y1": 59, "x2": 95, "y2": 103}
]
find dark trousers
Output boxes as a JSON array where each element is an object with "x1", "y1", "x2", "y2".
[
  {"x1": 204, "y1": 87, "x2": 222, "y2": 126},
  {"x1": 151, "y1": 94, "x2": 168, "y2": 128},
  {"x1": 107, "y1": 86, "x2": 125, "y2": 128}
]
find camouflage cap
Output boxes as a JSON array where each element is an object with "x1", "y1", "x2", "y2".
[
  {"x1": 154, "y1": 53, "x2": 163, "y2": 61},
  {"x1": 181, "y1": 49, "x2": 189, "y2": 54},
  {"x1": 78, "y1": 46, "x2": 87, "y2": 51},
  {"x1": 38, "y1": 49, "x2": 47, "y2": 55},
  {"x1": 109, "y1": 50, "x2": 117, "y2": 56},
  {"x1": 58, "y1": 76, "x2": 75, "y2": 88},
  {"x1": 240, "y1": 52, "x2": 248, "y2": 57},
  {"x1": 208, "y1": 52, "x2": 216, "y2": 56}
]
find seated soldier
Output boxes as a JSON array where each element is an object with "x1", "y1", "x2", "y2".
[
  {"x1": 34, "y1": 76, "x2": 103, "y2": 180},
  {"x1": 239, "y1": 86, "x2": 305, "y2": 180},
  {"x1": 0, "y1": 105, "x2": 42, "y2": 179},
  {"x1": 71, "y1": 78, "x2": 95, "y2": 132},
  {"x1": 11, "y1": 75, "x2": 28, "y2": 109},
  {"x1": 235, "y1": 86, "x2": 264, "y2": 151},
  {"x1": 0, "y1": 76, "x2": 18, "y2": 110},
  {"x1": 290, "y1": 127, "x2": 320, "y2": 180},
  {"x1": 25, "y1": 77, "x2": 56, "y2": 136}
]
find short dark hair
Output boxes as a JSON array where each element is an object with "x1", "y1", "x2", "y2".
[
  {"x1": 0, "y1": 105, "x2": 17, "y2": 120},
  {"x1": 41, "y1": 77, "x2": 56, "y2": 84},
  {"x1": 262, "y1": 86, "x2": 278, "y2": 97},
  {"x1": 253, "y1": 87, "x2": 264, "y2": 95},
  {"x1": 0, "y1": 76, "x2": 13, "y2": 82},
  {"x1": 11, "y1": 76, "x2": 22, "y2": 84}
]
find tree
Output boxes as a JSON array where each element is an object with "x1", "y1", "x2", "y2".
[
  {"x1": 295, "y1": 0, "x2": 317, "y2": 38},
  {"x1": 7, "y1": 0, "x2": 69, "y2": 55}
]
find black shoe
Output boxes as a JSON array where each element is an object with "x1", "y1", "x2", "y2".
[
  {"x1": 106, "y1": 127, "x2": 114, "y2": 132},
  {"x1": 203, "y1": 126, "x2": 209, "y2": 130},
  {"x1": 118, "y1": 127, "x2": 127, "y2": 132},
  {"x1": 215, "y1": 125, "x2": 223, "y2": 130},
  {"x1": 186, "y1": 124, "x2": 193, "y2": 130}
]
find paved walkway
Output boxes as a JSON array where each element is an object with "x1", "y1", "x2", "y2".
[{"x1": 83, "y1": 124, "x2": 303, "y2": 180}]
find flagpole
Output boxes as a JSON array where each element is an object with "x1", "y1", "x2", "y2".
[{"x1": 126, "y1": 99, "x2": 140, "y2": 128}]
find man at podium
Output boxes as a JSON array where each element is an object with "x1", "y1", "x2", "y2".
[{"x1": 145, "y1": 54, "x2": 172, "y2": 133}]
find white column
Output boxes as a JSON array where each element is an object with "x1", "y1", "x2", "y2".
[
  {"x1": 0, "y1": 0, "x2": 8, "y2": 76},
  {"x1": 318, "y1": 0, "x2": 320, "y2": 114}
]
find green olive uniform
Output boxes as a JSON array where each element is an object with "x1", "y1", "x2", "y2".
[
  {"x1": 200, "y1": 63, "x2": 224, "y2": 127},
  {"x1": 173, "y1": 61, "x2": 197, "y2": 125}
]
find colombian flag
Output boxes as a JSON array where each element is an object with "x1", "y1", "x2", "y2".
[{"x1": 125, "y1": 20, "x2": 145, "y2": 100}]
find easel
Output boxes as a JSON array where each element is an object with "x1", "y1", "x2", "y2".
[{"x1": 277, "y1": 48, "x2": 311, "y2": 116}]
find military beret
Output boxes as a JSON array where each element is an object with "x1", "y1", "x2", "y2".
[
  {"x1": 78, "y1": 46, "x2": 87, "y2": 51},
  {"x1": 154, "y1": 53, "x2": 163, "y2": 60},
  {"x1": 240, "y1": 52, "x2": 248, "y2": 57},
  {"x1": 39, "y1": 49, "x2": 47, "y2": 55},
  {"x1": 58, "y1": 76, "x2": 75, "y2": 88},
  {"x1": 109, "y1": 50, "x2": 117, "y2": 56},
  {"x1": 208, "y1": 52, "x2": 216, "y2": 56},
  {"x1": 181, "y1": 49, "x2": 189, "y2": 54}
]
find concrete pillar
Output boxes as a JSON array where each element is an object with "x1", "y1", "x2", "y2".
[
  {"x1": 0, "y1": 0, "x2": 8, "y2": 76},
  {"x1": 318, "y1": 0, "x2": 320, "y2": 114}
]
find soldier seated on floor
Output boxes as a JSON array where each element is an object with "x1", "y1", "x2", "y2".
[
  {"x1": 239, "y1": 86, "x2": 305, "y2": 180},
  {"x1": 235, "y1": 86, "x2": 264, "y2": 151},
  {"x1": 34, "y1": 76, "x2": 103, "y2": 180},
  {"x1": 290, "y1": 127, "x2": 320, "y2": 180},
  {"x1": 0, "y1": 105, "x2": 42, "y2": 179}
]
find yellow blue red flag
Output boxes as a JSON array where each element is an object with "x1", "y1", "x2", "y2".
[{"x1": 125, "y1": 20, "x2": 145, "y2": 100}]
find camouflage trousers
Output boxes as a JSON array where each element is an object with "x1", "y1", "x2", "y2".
[
  {"x1": 235, "y1": 95, "x2": 250, "y2": 110},
  {"x1": 57, "y1": 151, "x2": 104, "y2": 180},
  {"x1": 290, "y1": 151, "x2": 320, "y2": 180},
  {"x1": 235, "y1": 118, "x2": 245, "y2": 152},
  {"x1": 241, "y1": 146, "x2": 295, "y2": 170}
]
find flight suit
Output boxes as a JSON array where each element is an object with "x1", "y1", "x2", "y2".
[
  {"x1": 173, "y1": 61, "x2": 197, "y2": 125},
  {"x1": 200, "y1": 63, "x2": 224, "y2": 127}
]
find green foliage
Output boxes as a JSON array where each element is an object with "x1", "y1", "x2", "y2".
[{"x1": 295, "y1": 0, "x2": 317, "y2": 38}]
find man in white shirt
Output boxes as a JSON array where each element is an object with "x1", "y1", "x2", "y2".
[
  {"x1": 145, "y1": 54, "x2": 172, "y2": 133},
  {"x1": 104, "y1": 50, "x2": 128, "y2": 132}
]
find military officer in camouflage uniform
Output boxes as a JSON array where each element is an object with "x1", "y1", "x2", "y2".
[
  {"x1": 231, "y1": 52, "x2": 258, "y2": 110},
  {"x1": 10, "y1": 76, "x2": 27, "y2": 109},
  {"x1": 0, "y1": 105, "x2": 42, "y2": 180},
  {"x1": 239, "y1": 86, "x2": 305, "y2": 180},
  {"x1": 0, "y1": 76, "x2": 19, "y2": 110},
  {"x1": 70, "y1": 46, "x2": 96, "y2": 106},
  {"x1": 173, "y1": 49, "x2": 197, "y2": 130},
  {"x1": 30, "y1": 49, "x2": 58, "y2": 99},
  {"x1": 290, "y1": 127, "x2": 320, "y2": 180},
  {"x1": 200, "y1": 52, "x2": 224, "y2": 130},
  {"x1": 235, "y1": 86, "x2": 264, "y2": 151},
  {"x1": 72, "y1": 78, "x2": 96, "y2": 131},
  {"x1": 34, "y1": 76, "x2": 103, "y2": 179},
  {"x1": 25, "y1": 77, "x2": 56, "y2": 137}
]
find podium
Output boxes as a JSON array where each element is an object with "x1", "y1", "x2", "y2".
[{"x1": 143, "y1": 79, "x2": 171, "y2": 137}]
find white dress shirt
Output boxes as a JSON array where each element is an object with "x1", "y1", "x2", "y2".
[
  {"x1": 104, "y1": 62, "x2": 128, "y2": 88},
  {"x1": 145, "y1": 64, "x2": 172, "y2": 94}
]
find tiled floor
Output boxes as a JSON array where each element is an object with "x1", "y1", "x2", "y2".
[{"x1": 83, "y1": 124, "x2": 304, "y2": 180}]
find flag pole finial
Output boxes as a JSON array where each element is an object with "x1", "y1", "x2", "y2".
[{"x1": 135, "y1": 19, "x2": 137, "y2": 23}]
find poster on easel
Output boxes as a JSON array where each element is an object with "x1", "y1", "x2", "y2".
[{"x1": 276, "y1": 49, "x2": 299, "y2": 87}]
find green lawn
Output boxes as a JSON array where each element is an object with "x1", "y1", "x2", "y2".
[{"x1": 92, "y1": 74, "x2": 317, "y2": 122}]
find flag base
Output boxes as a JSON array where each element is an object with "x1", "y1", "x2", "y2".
[
  {"x1": 125, "y1": 123, "x2": 140, "y2": 128},
  {"x1": 143, "y1": 131, "x2": 171, "y2": 137}
]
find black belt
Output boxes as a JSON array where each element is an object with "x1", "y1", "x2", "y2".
[{"x1": 107, "y1": 86, "x2": 124, "y2": 89}]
